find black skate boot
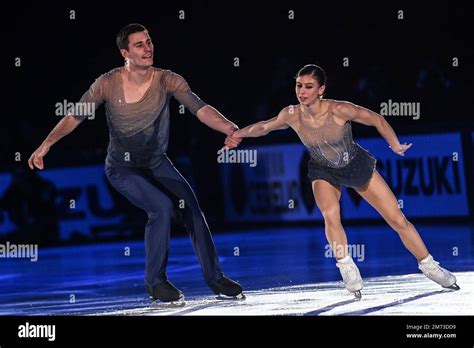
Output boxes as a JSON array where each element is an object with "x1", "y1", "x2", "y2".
[
  {"x1": 210, "y1": 276, "x2": 245, "y2": 300},
  {"x1": 146, "y1": 280, "x2": 185, "y2": 306}
]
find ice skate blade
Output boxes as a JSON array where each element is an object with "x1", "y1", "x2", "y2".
[
  {"x1": 150, "y1": 294, "x2": 186, "y2": 308},
  {"x1": 353, "y1": 291, "x2": 362, "y2": 301},
  {"x1": 444, "y1": 283, "x2": 460, "y2": 291},
  {"x1": 216, "y1": 293, "x2": 246, "y2": 301}
]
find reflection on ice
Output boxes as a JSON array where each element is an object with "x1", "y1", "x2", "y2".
[{"x1": 104, "y1": 272, "x2": 473, "y2": 316}]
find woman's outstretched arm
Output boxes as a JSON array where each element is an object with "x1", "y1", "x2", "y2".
[
  {"x1": 233, "y1": 108, "x2": 290, "y2": 138},
  {"x1": 333, "y1": 101, "x2": 412, "y2": 156}
]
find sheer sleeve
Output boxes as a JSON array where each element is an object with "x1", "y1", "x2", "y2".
[
  {"x1": 165, "y1": 72, "x2": 206, "y2": 115},
  {"x1": 72, "y1": 74, "x2": 107, "y2": 121}
]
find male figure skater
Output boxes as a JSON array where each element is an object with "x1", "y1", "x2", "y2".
[{"x1": 29, "y1": 23, "x2": 244, "y2": 303}]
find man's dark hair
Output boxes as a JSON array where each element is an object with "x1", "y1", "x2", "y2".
[{"x1": 116, "y1": 23, "x2": 148, "y2": 51}]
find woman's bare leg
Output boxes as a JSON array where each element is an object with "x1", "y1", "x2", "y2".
[
  {"x1": 312, "y1": 179, "x2": 347, "y2": 259},
  {"x1": 313, "y1": 179, "x2": 363, "y2": 297},
  {"x1": 354, "y1": 170, "x2": 429, "y2": 261}
]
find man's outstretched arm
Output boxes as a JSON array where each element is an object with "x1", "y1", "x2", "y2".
[
  {"x1": 28, "y1": 115, "x2": 83, "y2": 170},
  {"x1": 167, "y1": 72, "x2": 241, "y2": 148},
  {"x1": 29, "y1": 73, "x2": 105, "y2": 170},
  {"x1": 196, "y1": 105, "x2": 239, "y2": 135},
  {"x1": 196, "y1": 105, "x2": 241, "y2": 148}
]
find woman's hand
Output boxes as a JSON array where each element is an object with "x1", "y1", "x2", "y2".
[{"x1": 390, "y1": 142, "x2": 412, "y2": 156}]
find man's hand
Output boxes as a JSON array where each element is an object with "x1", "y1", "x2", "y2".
[
  {"x1": 28, "y1": 143, "x2": 51, "y2": 170},
  {"x1": 390, "y1": 142, "x2": 412, "y2": 156},
  {"x1": 223, "y1": 130, "x2": 242, "y2": 150}
]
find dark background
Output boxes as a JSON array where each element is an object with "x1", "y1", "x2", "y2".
[{"x1": 2, "y1": 1, "x2": 473, "y2": 243}]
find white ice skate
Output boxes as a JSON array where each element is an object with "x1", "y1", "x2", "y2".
[
  {"x1": 418, "y1": 254, "x2": 460, "y2": 290},
  {"x1": 336, "y1": 255, "x2": 364, "y2": 300}
]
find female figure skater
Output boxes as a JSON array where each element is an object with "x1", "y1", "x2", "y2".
[{"x1": 228, "y1": 64, "x2": 459, "y2": 299}]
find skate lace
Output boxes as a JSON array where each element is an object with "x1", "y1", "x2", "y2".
[
  {"x1": 421, "y1": 260, "x2": 446, "y2": 278},
  {"x1": 337, "y1": 262, "x2": 358, "y2": 282}
]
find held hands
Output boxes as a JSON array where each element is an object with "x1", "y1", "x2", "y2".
[
  {"x1": 389, "y1": 142, "x2": 413, "y2": 156},
  {"x1": 222, "y1": 128, "x2": 243, "y2": 150},
  {"x1": 28, "y1": 143, "x2": 51, "y2": 170}
]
